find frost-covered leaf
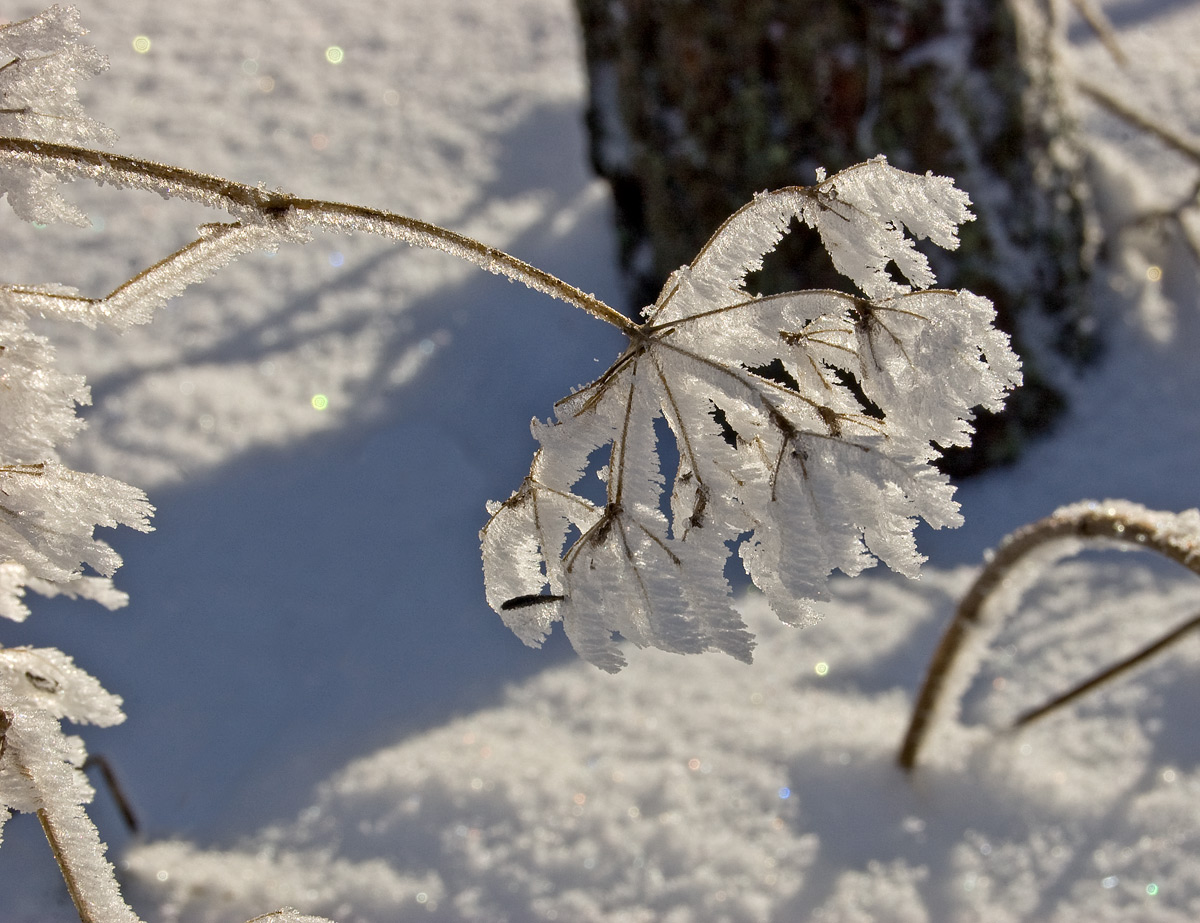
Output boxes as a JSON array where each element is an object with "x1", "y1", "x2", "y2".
[
  {"x1": 0, "y1": 645, "x2": 124, "y2": 727},
  {"x1": 482, "y1": 159, "x2": 1021, "y2": 671},
  {"x1": 0, "y1": 461, "x2": 152, "y2": 581},
  {"x1": 0, "y1": 646, "x2": 139, "y2": 923},
  {"x1": 0, "y1": 284, "x2": 153, "y2": 622},
  {"x1": 0, "y1": 5, "x2": 115, "y2": 226},
  {"x1": 0, "y1": 461, "x2": 152, "y2": 619},
  {"x1": 0, "y1": 560, "x2": 129, "y2": 622}
]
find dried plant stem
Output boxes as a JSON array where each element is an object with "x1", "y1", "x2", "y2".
[
  {"x1": 1076, "y1": 79, "x2": 1200, "y2": 165},
  {"x1": 83, "y1": 754, "x2": 140, "y2": 833},
  {"x1": 1012, "y1": 609, "x2": 1200, "y2": 727},
  {"x1": 1, "y1": 708, "x2": 143, "y2": 923},
  {"x1": 0, "y1": 137, "x2": 638, "y2": 334},
  {"x1": 1074, "y1": 46, "x2": 1200, "y2": 268},
  {"x1": 897, "y1": 501, "x2": 1200, "y2": 772},
  {"x1": 1067, "y1": 0, "x2": 1128, "y2": 68}
]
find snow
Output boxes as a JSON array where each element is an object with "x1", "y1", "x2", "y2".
[{"x1": 2, "y1": 0, "x2": 1200, "y2": 920}]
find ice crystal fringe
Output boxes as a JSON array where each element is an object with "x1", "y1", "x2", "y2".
[{"x1": 0, "y1": 5, "x2": 114, "y2": 225}]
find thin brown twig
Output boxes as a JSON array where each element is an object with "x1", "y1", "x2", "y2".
[
  {"x1": 82, "y1": 754, "x2": 139, "y2": 833},
  {"x1": 1013, "y1": 609, "x2": 1200, "y2": 727},
  {"x1": 1068, "y1": 0, "x2": 1128, "y2": 67},
  {"x1": 1076, "y1": 79, "x2": 1200, "y2": 165}
]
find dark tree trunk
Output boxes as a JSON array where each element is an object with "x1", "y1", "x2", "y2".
[{"x1": 574, "y1": 0, "x2": 1093, "y2": 475}]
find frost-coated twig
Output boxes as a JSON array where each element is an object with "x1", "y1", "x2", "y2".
[
  {"x1": 0, "y1": 649, "x2": 143, "y2": 923},
  {"x1": 37, "y1": 807, "x2": 119, "y2": 923},
  {"x1": 898, "y1": 500, "x2": 1200, "y2": 771},
  {"x1": 0, "y1": 137, "x2": 638, "y2": 334}
]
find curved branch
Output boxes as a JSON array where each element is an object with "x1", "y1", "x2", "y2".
[
  {"x1": 897, "y1": 500, "x2": 1200, "y2": 771},
  {"x1": 0, "y1": 137, "x2": 638, "y2": 334}
]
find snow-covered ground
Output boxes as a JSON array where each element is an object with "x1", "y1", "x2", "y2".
[{"x1": 3, "y1": 0, "x2": 1200, "y2": 920}]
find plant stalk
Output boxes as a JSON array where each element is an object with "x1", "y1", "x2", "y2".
[
  {"x1": 1012, "y1": 610, "x2": 1200, "y2": 728},
  {"x1": 898, "y1": 502, "x2": 1200, "y2": 771},
  {"x1": 38, "y1": 806, "x2": 101, "y2": 923},
  {"x1": 0, "y1": 136, "x2": 639, "y2": 335}
]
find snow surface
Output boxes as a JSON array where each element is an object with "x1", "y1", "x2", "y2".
[{"x1": 2, "y1": 0, "x2": 1200, "y2": 920}]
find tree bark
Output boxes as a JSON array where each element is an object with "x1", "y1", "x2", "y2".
[{"x1": 574, "y1": 0, "x2": 1093, "y2": 474}]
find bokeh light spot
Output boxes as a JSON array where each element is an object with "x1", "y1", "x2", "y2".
[
  {"x1": 325, "y1": 46, "x2": 344, "y2": 64},
  {"x1": 132, "y1": 35, "x2": 151, "y2": 54},
  {"x1": 311, "y1": 394, "x2": 329, "y2": 411}
]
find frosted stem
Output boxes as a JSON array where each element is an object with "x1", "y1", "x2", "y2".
[
  {"x1": 898, "y1": 501, "x2": 1200, "y2": 771},
  {"x1": 0, "y1": 137, "x2": 638, "y2": 334},
  {"x1": 39, "y1": 807, "x2": 106, "y2": 923},
  {"x1": 1, "y1": 705, "x2": 144, "y2": 923}
]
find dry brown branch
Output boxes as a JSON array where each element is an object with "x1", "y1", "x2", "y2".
[{"x1": 1077, "y1": 79, "x2": 1200, "y2": 165}]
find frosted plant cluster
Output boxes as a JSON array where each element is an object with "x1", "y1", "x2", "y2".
[
  {"x1": 0, "y1": 9, "x2": 156, "y2": 923},
  {"x1": 0, "y1": 6, "x2": 154, "y2": 620},
  {"x1": 1, "y1": 4, "x2": 1022, "y2": 922},
  {"x1": 482, "y1": 161, "x2": 1021, "y2": 671}
]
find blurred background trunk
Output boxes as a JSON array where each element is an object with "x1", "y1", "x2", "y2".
[{"x1": 573, "y1": 0, "x2": 1094, "y2": 475}]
